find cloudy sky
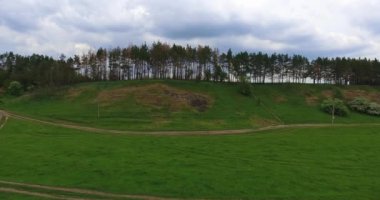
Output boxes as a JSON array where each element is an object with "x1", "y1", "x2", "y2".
[{"x1": 1, "y1": 0, "x2": 380, "y2": 59}]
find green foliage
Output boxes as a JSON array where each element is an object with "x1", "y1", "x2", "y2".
[
  {"x1": 0, "y1": 69, "x2": 7, "y2": 87},
  {"x1": 219, "y1": 71, "x2": 228, "y2": 82},
  {"x1": 333, "y1": 87, "x2": 343, "y2": 99},
  {"x1": 204, "y1": 69, "x2": 212, "y2": 81},
  {"x1": 348, "y1": 97, "x2": 370, "y2": 113},
  {"x1": 185, "y1": 69, "x2": 193, "y2": 80},
  {"x1": 320, "y1": 98, "x2": 349, "y2": 116},
  {"x1": 238, "y1": 76, "x2": 252, "y2": 96},
  {"x1": 349, "y1": 97, "x2": 380, "y2": 116},
  {"x1": 7, "y1": 81, "x2": 23, "y2": 96},
  {"x1": 0, "y1": 53, "x2": 80, "y2": 88},
  {"x1": 3, "y1": 43, "x2": 380, "y2": 88},
  {"x1": 367, "y1": 102, "x2": 380, "y2": 116}
]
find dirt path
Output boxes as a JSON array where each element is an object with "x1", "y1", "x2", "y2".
[
  {"x1": 0, "y1": 110, "x2": 254, "y2": 135},
  {"x1": 1, "y1": 110, "x2": 380, "y2": 136},
  {"x1": 0, "y1": 180, "x2": 183, "y2": 200},
  {"x1": 0, "y1": 112, "x2": 8, "y2": 130}
]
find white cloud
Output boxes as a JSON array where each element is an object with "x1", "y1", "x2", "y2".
[
  {"x1": 74, "y1": 43, "x2": 93, "y2": 55},
  {"x1": 1, "y1": 0, "x2": 380, "y2": 58}
]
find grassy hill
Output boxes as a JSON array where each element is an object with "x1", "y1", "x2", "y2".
[
  {"x1": 1, "y1": 80, "x2": 380, "y2": 130},
  {"x1": 1, "y1": 80, "x2": 380, "y2": 131}
]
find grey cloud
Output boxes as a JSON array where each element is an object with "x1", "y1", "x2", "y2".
[
  {"x1": 0, "y1": 15, "x2": 37, "y2": 32},
  {"x1": 0, "y1": 0, "x2": 380, "y2": 59},
  {"x1": 156, "y1": 21, "x2": 253, "y2": 39},
  {"x1": 0, "y1": 1, "x2": 58, "y2": 32}
]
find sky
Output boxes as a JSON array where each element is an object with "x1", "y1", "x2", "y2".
[{"x1": 1, "y1": 0, "x2": 380, "y2": 59}]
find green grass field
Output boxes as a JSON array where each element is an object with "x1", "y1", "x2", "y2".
[
  {"x1": 0, "y1": 118, "x2": 379, "y2": 199},
  {"x1": 2, "y1": 80, "x2": 380, "y2": 131},
  {"x1": 0, "y1": 193, "x2": 40, "y2": 200},
  {"x1": 1, "y1": 80, "x2": 380, "y2": 199}
]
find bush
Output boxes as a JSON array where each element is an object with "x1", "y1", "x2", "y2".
[
  {"x1": 7, "y1": 81, "x2": 23, "y2": 96},
  {"x1": 204, "y1": 69, "x2": 212, "y2": 81},
  {"x1": 238, "y1": 77, "x2": 252, "y2": 96},
  {"x1": 332, "y1": 88, "x2": 343, "y2": 99},
  {"x1": 348, "y1": 97, "x2": 380, "y2": 116},
  {"x1": 320, "y1": 98, "x2": 349, "y2": 116},
  {"x1": 366, "y1": 102, "x2": 380, "y2": 116},
  {"x1": 348, "y1": 97, "x2": 370, "y2": 113}
]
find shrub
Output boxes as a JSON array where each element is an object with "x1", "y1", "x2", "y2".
[
  {"x1": 348, "y1": 97, "x2": 370, "y2": 113},
  {"x1": 7, "y1": 81, "x2": 23, "y2": 96},
  {"x1": 204, "y1": 69, "x2": 212, "y2": 81},
  {"x1": 348, "y1": 97, "x2": 380, "y2": 116},
  {"x1": 367, "y1": 102, "x2": 380, "y2": 116},
  {"x1": 320, "y1": 98, "x2": 349, "y2": 116},
  {"x1": 238, "y1": 77, "x2": 252, "y2": 97},
  {"x1": 333, "y1": 88, "x2": 343, "y2": 99}
]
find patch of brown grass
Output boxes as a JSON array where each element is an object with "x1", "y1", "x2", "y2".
[
  {"x1": 274, "y1": 95, "x2": 287, "y2": 103},
  {"x1": 97, "y1": 83, "x2": 213, "y2": 112},
  {"x1": 250, "y1": 116, "x2": 279, "y2": 127},
  {"x1": 321, "y1": 90, "x2": 334, "y2": 98},
  {"x1": 343, "y1": 90, "x2": 380, "y2": 103},
  {"x1": 305, "y1": 96, "x2": 319, "y2": 105},
  {"x1": 65, "y1": 88, "x2": 85, "y2": 100}
]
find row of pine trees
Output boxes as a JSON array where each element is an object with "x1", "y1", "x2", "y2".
[{"x1": 1, "y1": 41, "x2": 380, "y2": 88}]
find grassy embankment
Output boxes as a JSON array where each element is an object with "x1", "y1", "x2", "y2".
[{"x1": 2, "y1": 80, "x2": 380, "y2": 131}]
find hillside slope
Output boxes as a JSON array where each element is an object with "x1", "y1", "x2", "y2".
[{"x1": 1, "y1": 80, "x2": 380, "y2": 131}]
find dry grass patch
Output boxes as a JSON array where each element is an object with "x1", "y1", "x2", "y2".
[
  {"x1": 343, "y1": 90, "x2": 380, "y2": 103},
  {"x1": 321, "y1": 90, "x2": 334, "y2": 98},
  {"x1": 65, "y1": 88, "x2": 85, "y2": 100},
  {"x1": 274, "y1": 95, "x2": 287, "y2": 103},
  {"x1": 305, "y1": 96, "x2": 319, "y2": 105},
  {"x1": 97, "y1": 83, "x2": 213, "y2": 112},
  {"x1": 250, "y1": 116, "x2": 279, "y2": 127},
  {"x1": 305, "y1": 90, "x2": 333, "y2": 106}
]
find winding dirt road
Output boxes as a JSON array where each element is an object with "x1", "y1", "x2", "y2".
[{"x1": 1, "y1": 110, "x2": 380, "y2": 136}]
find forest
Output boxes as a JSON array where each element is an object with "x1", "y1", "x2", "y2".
[{"x1": 1, "y1": 41, "x2": 380, "y2": 89}]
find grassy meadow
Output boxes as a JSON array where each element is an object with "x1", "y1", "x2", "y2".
[
  {"x1": 1, "y1": 80, "x2": 380, "y2": 199},
  {"x1": 0, "y1": 118, "x2": 379, "y2": 199},
  {"x1": 2, "y1": 80, "x2": 380, "y2": 131}
]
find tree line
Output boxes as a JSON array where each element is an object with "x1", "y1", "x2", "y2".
[
  {"x1": 0, "y1": 53, "x2": 83, "y2": 88},
  {"x1": 1, "y1": 41, "x2": 380, "y2": 89}
]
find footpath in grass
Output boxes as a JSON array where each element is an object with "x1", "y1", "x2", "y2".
[{"x1": 0, "y1": 118, "x2": 379, "y2": 199}]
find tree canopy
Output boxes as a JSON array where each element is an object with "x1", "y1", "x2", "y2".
[{"x1": 1, "y1": 42, "x2": 380, "y2": 88}]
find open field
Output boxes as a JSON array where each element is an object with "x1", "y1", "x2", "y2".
[
  {"x1": 1, "y1": 81, "x2": 380, "y2": 199},
  {"x1": 0, "y1": 117, "x2": 379, "y2": 199},
  {"x1": 2, "y1": 80, "x2": 380, "y2": 131}
]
